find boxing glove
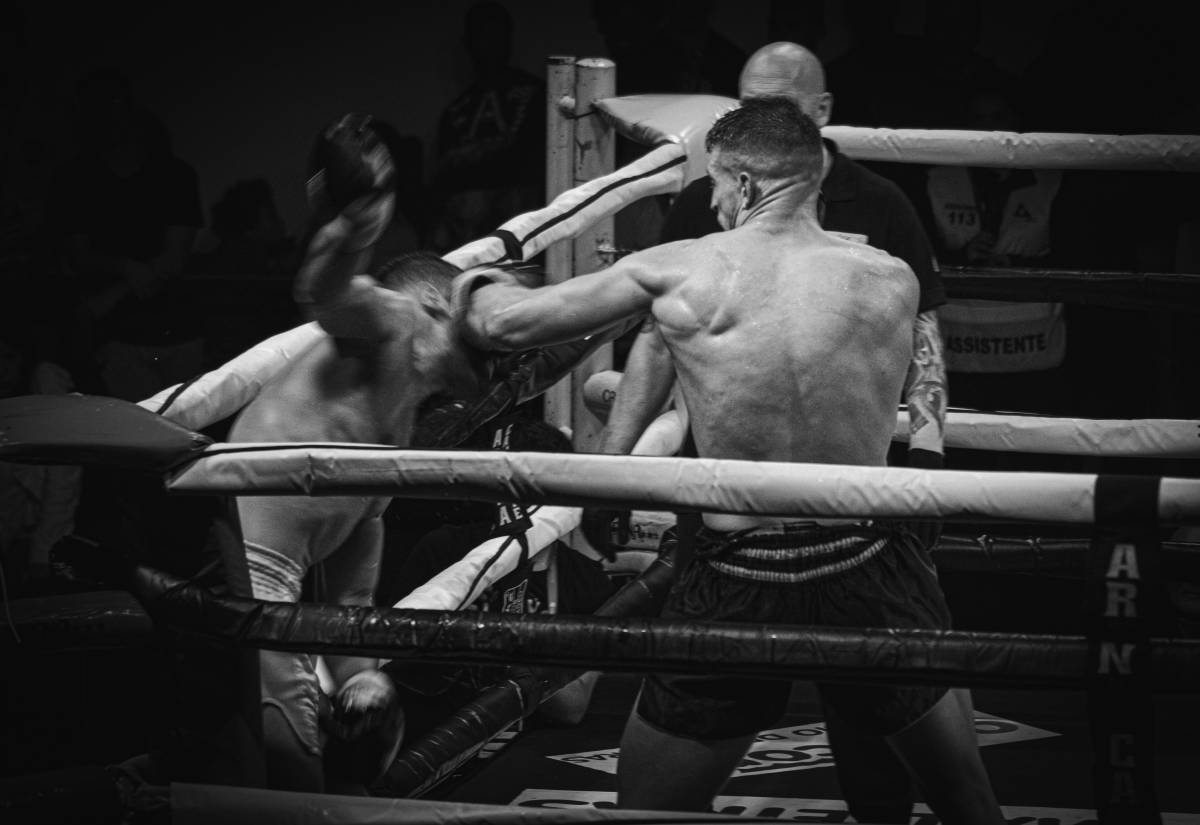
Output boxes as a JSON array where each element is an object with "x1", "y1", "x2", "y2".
[
  {"x1": 578, "y1": 507, "x2": 632, "y2": 562},
  {"x1": 412, "y1": 317, "x2": 642, "y2": 450},
  {"x1": 306, "y1": 113, "x2": 395, "y2": 248}
]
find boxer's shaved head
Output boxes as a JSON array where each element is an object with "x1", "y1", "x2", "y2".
[
  {"x1": 739, "y1": 42, "x2": 832, "y2": 127},
  {"x1": 375, "y1": 251, "x2": 461, "y2": 295}
]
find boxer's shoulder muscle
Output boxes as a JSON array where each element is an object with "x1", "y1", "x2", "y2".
[{"x1": 810, "y1": 242, "x2": 917, "y2": 317}]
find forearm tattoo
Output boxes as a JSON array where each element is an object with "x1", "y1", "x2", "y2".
[{"x1": 906, "y1": 309, "x2": 947, "y2": 452}]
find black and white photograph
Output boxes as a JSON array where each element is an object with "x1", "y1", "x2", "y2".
[{"x1": 1, "y1": 2, "x2": 1197, "y2": 822}]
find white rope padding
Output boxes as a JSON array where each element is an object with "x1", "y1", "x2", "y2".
[
  {"x1": 822, "y1": 126, "x2": 1200, "y2": 172},
  {"x1": 393, "y1": 408, "x2": 681, "y2": 611},
  {"x1": 166, "y1": 447, "x2": 1200, "y2": 524},
  {"x1": 594, "y1": 94, "x2": 736, "y2": 186},
  {"x1": 394, "y1": 505, "x2": 580, "y2": 611},
  {"x1": 595, "y1": 93, "x2": 1200, "y2": 172},
  {"x1": 444, "y1": 142, "x2": 686, "y2": 269},
  {"x1": 894, "y1": 408, "x2": 1200, "y2": 458},
  {"x1": 137, "y1": 322, "x2": 326, "y2": 430},
  {"x1": 582, "y1": 370, "x2": 1200, "y2": 459}
]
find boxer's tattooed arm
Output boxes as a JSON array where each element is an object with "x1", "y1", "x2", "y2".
[{"x1": 905, "y1": 309, "x2": 947, "y2": 455}]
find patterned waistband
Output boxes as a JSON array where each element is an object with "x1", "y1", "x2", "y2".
[
  {"x1": 245, "y1": 541, "x2": 305, "y2": 602},
  {"x1": 696, "y1": 521, "x2": 891, "y2": 584}
]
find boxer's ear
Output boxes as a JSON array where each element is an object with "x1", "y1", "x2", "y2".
[
  {"x1": 416, "y1": 282, "x2": 451, "y2": 321},
  {"x1": 737, "y1": 171, "x2": 757, "y2": 210}
]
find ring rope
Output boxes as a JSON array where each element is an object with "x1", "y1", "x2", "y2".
[
  {"x1": 822, "y1": 124, "x2": 1200, "y2": 171},
  {"x1": 942, "y1": 265, "x2": 1200, "y2": 312},
  {"x1": 932, "y1": 535, "x2": 1200, "y2": 574},
  {"x1": 164, "y1": 446, "x2": 1200, "y2": 524},
  {"x1": 130, "y1": 565, "x2": 1200, "y2": 692},
  {"x1": 892, "y1": 408, "x2": 1200, "y2": 458},
  {"x1": 582, "y1": 370, "x2": 1200, "y2": 458},
  {"x1": 442, "y1": 142, "x2": 684, "y2": 270},
  {"x1": 393, "y1": 505, "x2": 579, "y2": 612},
  {"x1": 595, "y1": 94, "x2": 1200, "y2": 172}
]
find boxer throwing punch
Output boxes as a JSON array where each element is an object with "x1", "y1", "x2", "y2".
[{"x1": 452, "y1": 98, "x2": 1002, "y2": 823}]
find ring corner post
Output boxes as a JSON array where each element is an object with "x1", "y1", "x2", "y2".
[
  {"x1": 570, "y1": 57, "x2": 617, "y2": 453},
  {"x1": 544, "y1": 55, "x2": 578, "y2": 438}
]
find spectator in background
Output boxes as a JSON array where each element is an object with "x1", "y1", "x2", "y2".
[
  {"x1": 1017, "y1": 0, "x2": 1191, "y2": 420},
  {"x1": 823, "y1": 0, "x2": 999, "y2": 130},
  {"x1": 191, "y1": 178, "x2": 299, "y2": 372},
  {"x1": 0, "y1": 319, "x2": 81, "y2": 595},
  {"x1": 201, "y1": 178, "x2": 296, "y2": 279},
  {"x1": 55, "y1": 68, "x2": 205, "y2": 402},
  {"x1": 431, "y1": 1, "x2": 545, "y2": 252},
  {"x1": 1, "y1": 9, "x2": 90, "y2": 394},
  {"x1": 917, "y1": 84, "x2": 1069, "y2": 417}
]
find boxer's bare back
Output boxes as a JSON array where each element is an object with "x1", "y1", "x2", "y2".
[{"x1": 644, "y1": 223, "x2": 915, "y2": 527}]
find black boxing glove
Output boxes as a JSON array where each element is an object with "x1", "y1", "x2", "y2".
[
  {"x1": 411, "y1": 317, "x2": 643, "y2": 450},
  {"x1": 322, "y1": 668, "x2": 405, "y2": 787},
  {"x1": 579, "y1": 507, "x2": 632, "y2": 562},
  {"x1": 306, "y1": 113, "x2": 395, "y2": 247},
  {"x1": 906, "y1": 447, "x2": 944, "y2": 550},
  {"x1": 329, "y1": 669, "x2": 401, "y2": 739}
]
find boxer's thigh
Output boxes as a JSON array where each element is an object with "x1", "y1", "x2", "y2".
[
  {"x1": 314, "y1": 515, "x2": 384, "y2": 607},
  {"x1": 638, "y1": 557, "x2": 792, "y2": 740},
  {"x1": 236, "y1": 496, "x2": 316, "y2": 567},
  {"x1": 815, "y1": 531, "x2": 951, "y2": 736},
  {"x1": 237, "y1": 495, "x2": 371, "y2": 574}
]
